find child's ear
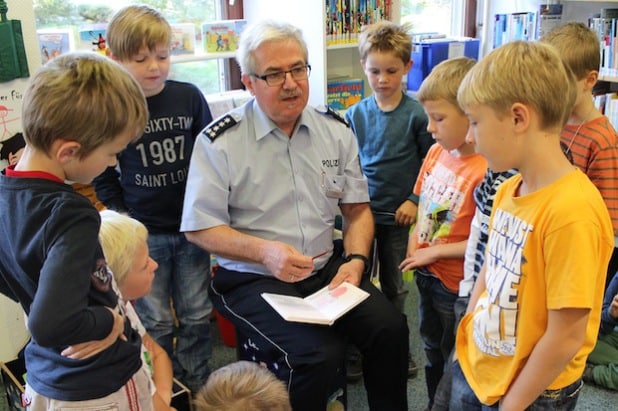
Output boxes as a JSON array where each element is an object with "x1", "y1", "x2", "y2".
[
  {"x1": 583, "y1": 70, "x2": 599, "y2": 91},
  {"x1": 56, "y1": 141, "x2": 82, "y2": 164},
  {"x1": 511, "y1": 103, "x2": 530, "y2": 131},
  {"x1": 109, "y1": 52, "x2": 120, "y2": 62},
  {"x1": 403, "y1": 60, "x2": 413, "y2": 74}
]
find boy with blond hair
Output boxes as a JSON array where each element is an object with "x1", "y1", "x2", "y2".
[
  {"x1": 195, "y1": 361, "x2": 292, "y2": 411},
  {"x1": 99, "y1": 210, "x2": 175, "y2": 411},
  {"x1": 93, "y1": 5, "x2": 214, "y2": 393},
  {"x1": 451, "y1": 40, "x2": 613, "y2": 410},
  {"x1": 0, "y1": 52, "x2": 151, "y2": 408},
  {"x1": 541, "y1": 22, "x2": 618, "y2": 289},
  {"x1": 345, "y1": 20, "x2": 433, "y2": 379},
  {"x1": 399, "y1": 57, "x2": 486, "y2": 409}
]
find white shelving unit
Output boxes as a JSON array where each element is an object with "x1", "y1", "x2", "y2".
[
  {"x1": 243, "y1": 0, "x2": 400, "y2": 107},
  {"x1": 171, "y1": 51, "x2": 236, "y2": 64}
]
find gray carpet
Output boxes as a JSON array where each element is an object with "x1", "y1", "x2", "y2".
[{"x1": 208, "y1": 281, "x2": 616, "y2": 410}]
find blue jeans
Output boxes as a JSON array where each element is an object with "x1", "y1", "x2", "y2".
[
  {"x1": 415, "y1": 270, "x2": 458, "y2": 407},
  {"x1": 374, "y1": 224, "x2": 410, "y2": 313},
  {"x1": 450, "y1": 360, "x2": 583, "y2": 411},
  {"x1": 134, "y1": 232, "x2": 212, "y2": 392}
]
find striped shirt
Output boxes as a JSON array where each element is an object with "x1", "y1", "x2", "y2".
[
  {"x1": 561, "y1": 115, "x2": 618, "y2": 238},
  {"x1": 459, "y1": 169, "x2": 517, "y2": 297}
]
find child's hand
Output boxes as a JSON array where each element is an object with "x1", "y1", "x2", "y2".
[
  {"x1": 61, "y1": 308, "x2": 126, "y2": 359},
  {"x1": 395, "y1": 201, "x2": 417, "y2": 226},
  {"x1": 399, "y1": 247, "x2": 440, "y2": 272}
]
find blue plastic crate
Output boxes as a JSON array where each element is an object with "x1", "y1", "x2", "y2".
[{"x1": 407, "y1": 37, "x2": 480, "y2": 91}]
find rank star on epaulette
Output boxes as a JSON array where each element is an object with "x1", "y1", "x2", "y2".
[
  {"x1": 315, "y1": 105, "x2": 350, "y2": 128},
  {"x1": 204, "y1": 114, "x2": 238, "y2": 141}
]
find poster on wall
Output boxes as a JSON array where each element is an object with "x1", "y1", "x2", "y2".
[{"x1": 37, "y1": 28, "x2": 73, "y2": 64}]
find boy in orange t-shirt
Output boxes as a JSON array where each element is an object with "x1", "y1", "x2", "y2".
[{"x1": 400, "y1": 57, "x2": 486, "y2": 409}]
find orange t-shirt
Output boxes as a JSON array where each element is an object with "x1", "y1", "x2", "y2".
[
  {"x1": 413, "y1": 144, "x2": 487, "y2": 292},
  {"x1": 561, "y1": 115, "x2": 618, "y2": 236}
]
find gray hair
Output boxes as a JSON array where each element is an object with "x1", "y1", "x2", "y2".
[{"x1": 236, "y1": 20, "x2": 309, "y2": 75}]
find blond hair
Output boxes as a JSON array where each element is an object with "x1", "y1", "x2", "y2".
[
  {"x1": 21, "y1": 52, "x2": 147, "y2": 159},
  {"x1": 416, "y1": 57, "x2": 476, "y2": 112},
  {"x1": 358, "y1": 20, "x2": 412, "y2": 64},
  {"x1": 540, "y1": 22, "x2": 600, "y2": 80},
  {"x1": 107, "y1": 5, "x2": 171, "y2": 61},
  {"x1": 194, "y1": 361, "x2": 292, "y2": 411},
  {"x1": 99, "y1": 210, "x2": 148, "y2": 287},
  {"x1": 457, "y1": 41, "x2": 576, "y2": 131}
]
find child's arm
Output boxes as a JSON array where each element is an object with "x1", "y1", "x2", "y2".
[
  {"x1": 500, "y1": 308, "x2": 589, "y2": 411},
  {"x1": 400, "y1": 239, "x2": 467, "y2": 272},
  {"x1": 142, "y1": 333, "x2": 174, "y2": 410},
  {"x1": 466, "y1": 263, "x2": 486, "y2": 315},
  {"x1": 395, "y1": 200, "x2": 417, "y2": 226},
  {"x1": 60, "y1": 307, "x2": 126, "y2": 359}
]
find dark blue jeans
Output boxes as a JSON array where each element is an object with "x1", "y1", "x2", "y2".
[
  {"x1": 415, "y1": 270, "x2": 458, "y2": 407},
  {"x1": 374, "y1": 223, "x2": 410, "y2": 312},
  {"x1": 134, "y1": 232, "x2": 212, "y2": 392},
  {"x1": 450, "y1": 360, "x2": 583, "y2": 411}
]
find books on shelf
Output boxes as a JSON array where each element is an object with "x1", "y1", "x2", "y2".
[
  {"x1": 201, "y1": 19, "x2": 246, "y2": 53},
  {"x1": 37, "y1": 29, "x2": 73, "y2": 64},
  {"x1": 590, "y1": 9, "x2": 618, "y2": 79},
  {"x1": 493, "y1": 12, "x2": 536, "y2": 49},
  {"x1": 536, "y1": 4, "x2": 563, "y2": 39},
  {"x1": 170, "y1": 23, "x2": 196, "y2": 56},
  {"x1": 325, "y1": 0, "x2": 392, "y2": 46},
  {"x1": 327, "y1": 78, "x2": 364, "y2": 111},
  {"x1": 261, "y1": 283, "x2": 370, "y2": 325}
]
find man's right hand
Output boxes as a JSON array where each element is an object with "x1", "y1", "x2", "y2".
[
  {"x1": 262, "y1": 241, "x2": 314, "y2": 283},
  {"x1": 60, "y1": 307, "x2": 126, "y2": 360}
]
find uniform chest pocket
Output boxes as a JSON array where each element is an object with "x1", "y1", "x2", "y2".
[{"x1": 323, "y1": 173, "x2": 345, "y2": 199}]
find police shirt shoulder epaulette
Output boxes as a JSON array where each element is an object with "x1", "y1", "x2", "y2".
[
  {"x1": 315, "y1": 105, "x2": 350, "y2": 128},
  {"x1": 203, "y1": 114, "x2": 240, "y2": 142}
]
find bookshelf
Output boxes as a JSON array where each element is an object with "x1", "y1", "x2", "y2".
[{"x1": 244, "y1": 1, "x2": 401, "y2": 107}]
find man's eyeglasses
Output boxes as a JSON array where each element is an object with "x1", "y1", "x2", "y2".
[{"x1": 252, "y1": 65, "x2": 311, "y2": 87}]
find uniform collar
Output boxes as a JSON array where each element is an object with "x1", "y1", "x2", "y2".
[{"x1": 251, "y1": 98, "x2": 309, "y2": 141}]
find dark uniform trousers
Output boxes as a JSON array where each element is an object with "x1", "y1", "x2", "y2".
[{"x1": 209, "y1": 240, "x2": 409, "y2": 411}]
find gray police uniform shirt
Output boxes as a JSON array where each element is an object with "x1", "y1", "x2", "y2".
[{"x1": 181, "y1": 98, "x2": 369, "y2": 277}]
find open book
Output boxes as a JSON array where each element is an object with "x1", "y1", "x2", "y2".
[{"x1": 261, "y1": 283, "x2": 370, "y2": 325}]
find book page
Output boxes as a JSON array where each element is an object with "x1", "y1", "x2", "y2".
[
  {"x1": 261, "y1": 293, "x2": 330, "y2": 323},
  {"x1": 304, "y1": 283, "x2": 369, "y2": 321}
]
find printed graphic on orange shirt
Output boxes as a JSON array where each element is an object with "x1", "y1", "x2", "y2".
[{"x1": 472, "y1": 208, "x2": 533, "y2": 357}]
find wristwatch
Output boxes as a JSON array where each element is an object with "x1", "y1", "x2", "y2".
[{"x1": 344, "y1": 253, "x2": 370, "y2": 276}]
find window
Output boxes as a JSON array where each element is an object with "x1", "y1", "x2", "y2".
[
  {"x1": 400, "y1": 0, "x2": 466, "y2": 37},
  {"x1": 33, "y1": 0, "x2": 230, "y2": 94}
]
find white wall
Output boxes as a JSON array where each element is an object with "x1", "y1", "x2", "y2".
[{"x1": 0, "y1": 1, "x2": 41, "y2": 362}]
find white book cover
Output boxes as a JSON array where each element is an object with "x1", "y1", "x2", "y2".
[{"x1": 262, "y1": 283, "x2": 370, "y2": 325}]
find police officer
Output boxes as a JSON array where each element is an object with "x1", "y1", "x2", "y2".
[{"x1": 181, "y1": 20, "x2": 408, "y2": 411}]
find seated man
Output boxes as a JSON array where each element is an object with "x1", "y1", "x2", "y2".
[{"x1": 181, "y1": 20, "x2": 409, "y2": 411}]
